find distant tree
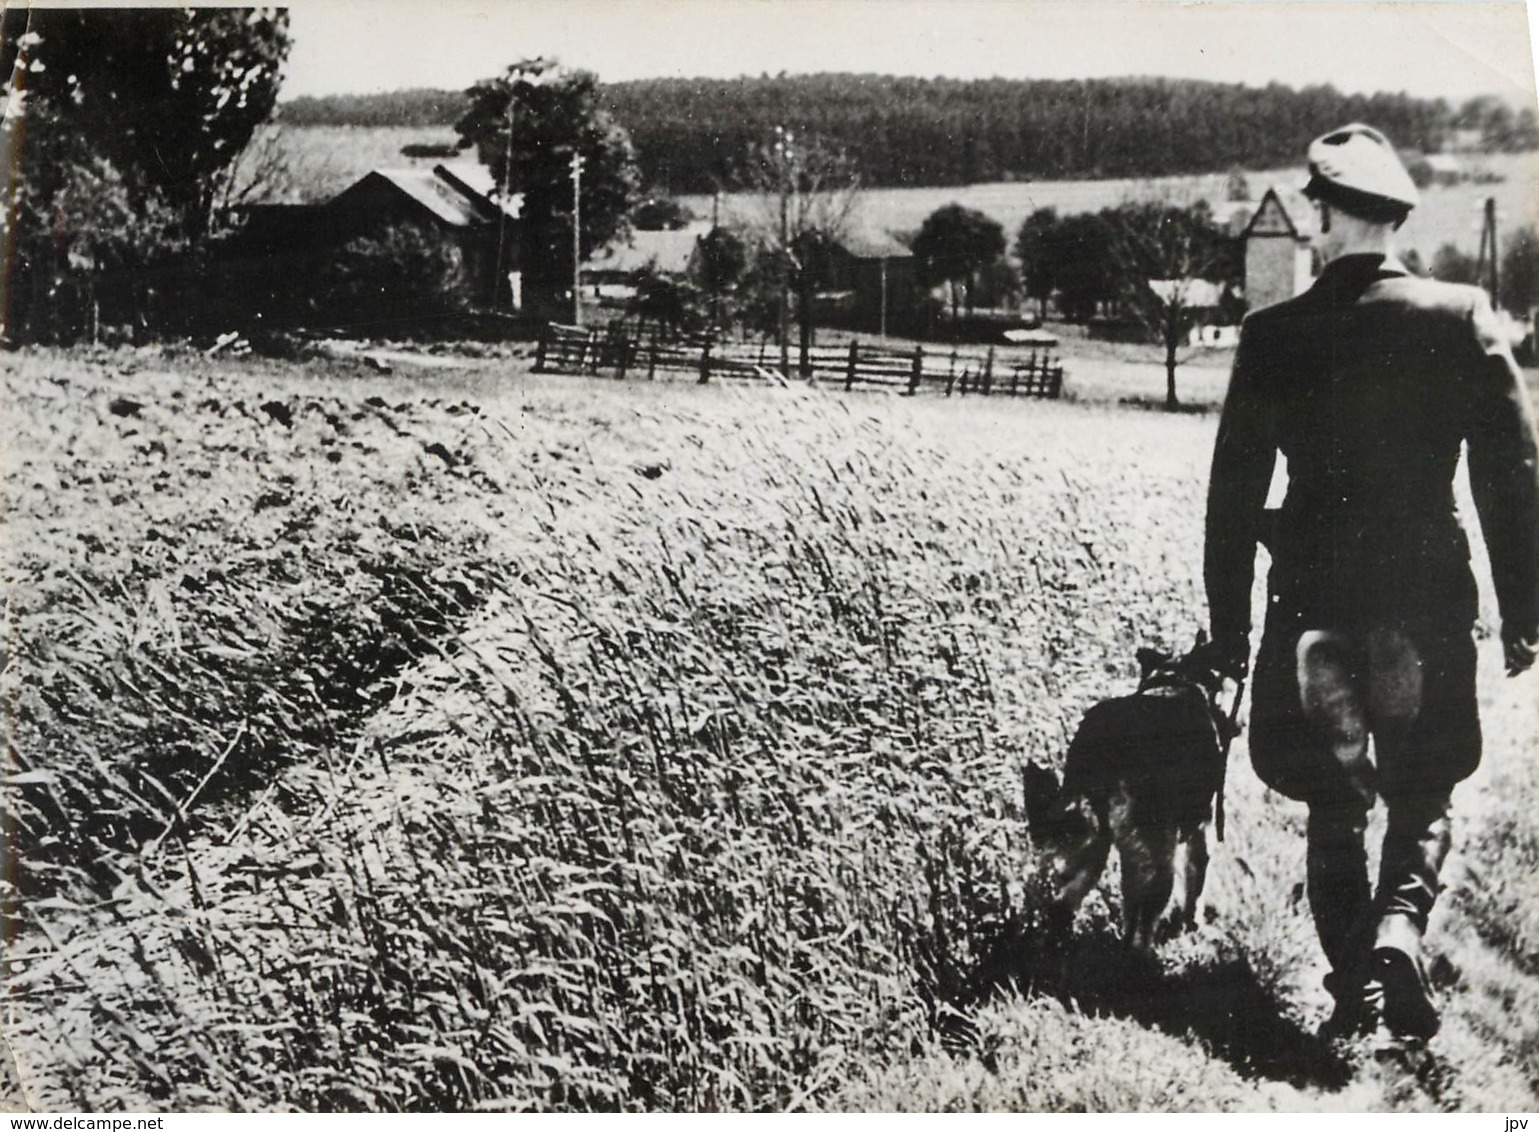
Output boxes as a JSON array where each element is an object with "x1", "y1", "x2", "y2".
[
  {"x1": 1500, "y1": 226, "x2": 1539, "y2": 315},
  {"x1": 695, "y1": 226, "x2": 747, "y2": 292},
  {"x1": 1431, "y1": 243, "x2": 1480, "y2": 284},
  {"x1": 281, "y1": 88, "x2": 469, "y2": 128},
  {"x1": 627, "y1": 265, "x2": 704, "y2": 337},
  {"x1": 730, "y1": 130, "x2": 861, "y2": 375},
  {"x1": 1047, "y1": 212, "x2": 1117, "y2": 323},
  {"x1": 631, "y1": 196, "x2": 694, "y2": 230},
  {"x1": 0, "y1": 7, "x2": 291, "y2": 340},
  {"x1": 1511, "y1": 108, "x2": 1539, "y2": 152},
  {"x1": 1405, "y1": 155, "x2": 1436, "y2": 190},
  {"x1": 600, "y1": 73, "x2": 1458, "y2": 193},
  {"x1": 457, "y1": 58, "x2": 641, "y2": 305},
  {"x1": 692, "y1": 225, "x2": 748, "y2": 329},
  {"x1": 1106, "y1": 198, "x2": 1237, "y2": 409},
  {"x1": 1015, "y1": 207, "x2": 1060, "y2": 320},
  {"x1": 974, "y1": 257, "x2": 1023, "y2": 310},
  {"x1": 912, "y1": 203, "x2": 1006, "y2": 317}
]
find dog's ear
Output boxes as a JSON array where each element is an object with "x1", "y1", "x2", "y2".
[
  {"x1": 1135, "y1": 647, "x2": 1168, "y2": 680},
  {"x1": 1022, "y1": 762, "x2": 1062, "y2": 827}
]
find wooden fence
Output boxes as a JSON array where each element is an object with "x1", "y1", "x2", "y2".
[{"x1": 534, "y1": 323, "x2": 1064, "y2": 399}]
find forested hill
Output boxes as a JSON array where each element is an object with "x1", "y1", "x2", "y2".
[{"x1": 279, "y1": 75, "x2": 1538, "y2": 191}]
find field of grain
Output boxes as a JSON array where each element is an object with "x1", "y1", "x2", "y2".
[
  {"x1": 3, "y1": 346, "x2": 1537, "y2": 1111},
  {"x1": 259, "y1": 124, "x2": 464, "y2": 203}
]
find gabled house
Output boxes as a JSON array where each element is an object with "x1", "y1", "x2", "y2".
[
  {"x1": 326, "y1": 163, "x2": 523, "y2": 307},
  {"x1": 818, "y1": 225, "x2": 919, "y2": 335},
  {"x1": 1241, "y1": 187, "x2": 1316, "y2": 313},
  {"x1": 216, "y1": 163, "x2": 523, "y2": 328}
]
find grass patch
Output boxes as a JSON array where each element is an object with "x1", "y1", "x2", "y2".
[{"x1": 4, "y1": 348, "x2": 1537, "y2": 1112}]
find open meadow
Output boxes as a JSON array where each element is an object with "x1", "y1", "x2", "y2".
[{"x1": 2, "y1": 345, "x2": 1537, "y2": 1111}]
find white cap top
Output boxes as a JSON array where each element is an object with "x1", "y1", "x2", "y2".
[{"x1": 1304, "y1": 123, "x2": 1420, "y2": 211}]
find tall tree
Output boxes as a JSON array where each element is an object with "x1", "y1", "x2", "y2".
[
  {"x1": 1500, "y1": 226, "x2": 1539, "y2": 316},
  {"x1": 1, "y1": 7, "x2": 291, "y2": 340},
  {"x1": 1431, "y1": 243, "x2": 1480, "y2": 285},
  {"x1": 1015, "y1": 207, "x2": 1060, "y2": 320},
  {"x1": 1047, "y1": 212, "x2": 1117, "y2": 324},
  {"x1": 692, "y1": 225, "x2": 748, "y2": 331},
  {"x1": 730, "y1": 129, "x2": 861, "y2": 376},
  {"x1": 911, "y1": 203, "x2": 1006, "y2": 318},
  {"x1": 457, "y1": 58, "x2": 640, "y2": 307},
  {"x1": 1106, "y1": 199, "x2": 1237, "y2": 409}
]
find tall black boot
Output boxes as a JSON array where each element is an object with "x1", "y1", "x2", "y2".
[
  {"x1": 1307, "y1": 802, "x2": 1374, "y2": 1035},
  {"x1": 1372, "y1": 795, "x2": 1452, "y2": 1040}
]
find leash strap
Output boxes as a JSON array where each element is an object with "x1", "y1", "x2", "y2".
[{"x1": 1215, "y1": 677, "x2": 1245, "y2": 843}]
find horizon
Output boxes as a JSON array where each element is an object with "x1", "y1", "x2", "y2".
[
  {"x1": 282, "y1": 0, "x2": 1539, "y2": 106},
  {"x1": 275, "y1": 69, "x2": 1539, "y2": 108}
]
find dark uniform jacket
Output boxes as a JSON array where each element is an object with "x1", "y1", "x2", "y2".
[{"x1": 1206, "y1": 253, "x2": 1539, "y2": 642}]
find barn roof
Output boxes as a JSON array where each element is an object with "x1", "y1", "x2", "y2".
[
  {"x1": 837, "y1": 226, "x2": 912, "y2": 260},
  {"x1": 1422, "y1": 153, "x2": 1463, "y2": 173},
  {"x1": 1147, "y1": 278, "x2": 1226, "y2": 308},
  {"x1": 584, "y1": 223, "x2": 711, "y2": 275},
  {"x1": 336, "y1": 164, "x2": 522, "y2": 229}
]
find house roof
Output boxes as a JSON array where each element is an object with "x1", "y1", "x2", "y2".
[
  {"x1": 433, "y1": 162, "x2": 523, "y2": 220},
  {"x1": 837, "y1": 226, "x2": 912, "y2": 260},
  {"x1": 337, "y1": 164, "x2": 522, "y2": 229},
  {"x1": 1423, "y1": 153, "x2": 1463, "y2": 173},
  {"x1": 1241, "y1": 186, "x2": 1317, "y2": 242},
  {"x1": 1147, "y1": 278, "x2": 1226, "y2": 307},
  {"x1": 584, "y1": 223, "x2": 711, "y2": 275}
]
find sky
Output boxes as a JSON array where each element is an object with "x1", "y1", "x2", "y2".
[{"x1": 281, "y1": 0, "x2": 1539, "y2": 105}]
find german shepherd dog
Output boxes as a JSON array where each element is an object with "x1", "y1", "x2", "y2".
[{"x1": 1023, "y1": 642, "x2": 1239, "y2": 952}]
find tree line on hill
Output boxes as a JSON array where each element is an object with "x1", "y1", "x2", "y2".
[{"x1": 280, "y1": 75, "x2": 1539, "y2": 191}]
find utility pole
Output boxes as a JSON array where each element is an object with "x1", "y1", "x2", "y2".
[
  {"x1": 496, "y1": 96, "x2": 516, "y2": 310},
  {"x1": 1474, "y1": 196, "x2": 1500, "y2": 307},
  {"x1": 776, "y1": 125, "x2": 792, "y2": 379},
  {"x1": 571, "y1": 151, "x2": 584, "y2": 327},
  {"x1": 880, "y1": 256, "x2": 888, "y2": 340}
]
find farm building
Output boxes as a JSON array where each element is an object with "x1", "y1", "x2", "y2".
[
  {"x1": 817, "y1": 226, "x2": 921, "y2": 336},
  {"x1": 215, "y1": 162, "x2": 523, "y2": 328},
  {"x1": 1404, "y1": 152, "x2": 1467, "y2": 188},
  {"x1": 326, "y1": 163, "x2": 524, "y2": 307},
  {"x1": 580, "y1": 222, "x2": 713, "y2": 306},
  {"x1": 1241, "y1": 187, "x2": 1316, "y2": 313}
]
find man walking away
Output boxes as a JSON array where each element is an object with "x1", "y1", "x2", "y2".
[{"x1": 1203, "y1": 123, "x2": 1539, "y2": 1050}]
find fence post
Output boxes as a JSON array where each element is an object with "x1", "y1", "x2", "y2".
[
  {"x1": 648, "y1": 337, "x2": 659, "y2": 380},
  {"x1": 1051, "y1": 357, "x2": 1064, "y2": 399},
  {"x1": 698, "y1": 338, "x2": 713, "y2": 384},
  {"x1": 949, "y1": 347, "x2": 959, "y2": 394},
  {"x1": 534, "y1": 326, "x2": 549, "y2": 373},
  {"x1": 615, "y1": 332, "x2": 631, "y2": 380},
  {"x1": 846, "y1": 339, "x2": 859, "y2": 392},
  {"x1": 908, "y1": 345, "x2": 923, "y2": 396},
  {"x1": 983, "y1": 346, "x2": 994, "y2": 395}
]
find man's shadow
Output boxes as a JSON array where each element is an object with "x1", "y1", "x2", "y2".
[{"x1": 941, "y1": 910, "x2": 1355, "y2": 1091}]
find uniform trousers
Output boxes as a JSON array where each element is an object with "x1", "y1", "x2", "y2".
[{"x1": 1247, "y1": 612, "x2": 1479, "y2": 988}]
